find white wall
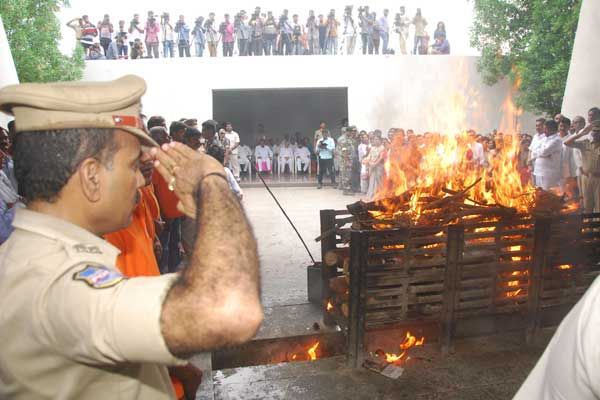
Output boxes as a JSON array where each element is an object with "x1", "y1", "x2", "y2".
[
  {"x1": 83, "y1": 55, "x2": 537, "y2": 137},
  {"x1": 0, "y1": 16, "x2": 19, "y2": 128},
  {"x1": 562, "y1": 0, "x2": 600, "y2": 118}
]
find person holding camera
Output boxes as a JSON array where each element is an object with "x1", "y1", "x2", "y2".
[
  {"x1": 342, "y1": 6, "x2": 357, "y2": 55},
  {"x1": 235, "y1": 11, "x2": 251, "y2": 56},
  {"x1": 394, "y1": 7, "x2": 410, "y2": 55},
  {"x1": 305, "y1": 10, "x2": 320, "y2": 55},
  {"x1": 128, "y1": 14, "x2": 144, "y2": 59},
  {"x1": 325, "y1": 10, "x2": 340, "y2": 55},
  {"x1": 175, "y1": 15, "x2": 191, "y2": 57},
  {"x1": 316, "y1": 129, "x2": 336, "y2": 189},
  {"x1": 145, "y1": 12, "x2": 160, "y2": 58},
  {"x1": 192, "y1": 17, "x2": 206, "y2": 57},
  {"x1": 358, "y1": 6, "x2": 371, "y2": 55},
  {"x1": 220, "y1": 14, "x2": 235, "y2": 57},
  {"x1": 263, "y1": 12, "x2": 277, "y2": 55},
  {"x1": 250, "y1": 9, "x2": 264, "y2": 56},
  {"x1": 115, "y1": 20, "x2": 128, "y2": 59},
  {"x1": 291, "y1": 14, "x2": 304, "y2": 55},
  {"x1": 205, "y1": 19, "x2": 220, "y2": 57},
  {"x1": 277, "y1": 10, "x2": 293, "y2": 56},
  {"x1": 161, "y1": 13, "x2": 175, "y2": 58}
]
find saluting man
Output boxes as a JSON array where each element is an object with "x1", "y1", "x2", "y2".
[{"x1": 0, "y1": 75, "x2": 262, "y2": 399}]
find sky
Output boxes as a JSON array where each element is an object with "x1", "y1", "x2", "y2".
[{"x1": 57, "y1": 0, "x2": 480, "y2": 56}]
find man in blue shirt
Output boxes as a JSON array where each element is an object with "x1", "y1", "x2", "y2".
[{"x1": 316, "y1": 129, "x2": 336, "y2": 189}]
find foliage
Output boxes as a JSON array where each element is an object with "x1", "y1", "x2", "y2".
[
  {"x1": 470, "y1": 0, "x2": 582, "y2": 115},
  {"x1": 0, "y1": 0, "x2": 84, "y2": 83}
]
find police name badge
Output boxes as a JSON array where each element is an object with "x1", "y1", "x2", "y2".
[{"x1": 73, "y1": 265, "x2": 124, "y2": 289}]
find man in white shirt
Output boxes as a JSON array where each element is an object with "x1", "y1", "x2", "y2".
[
  {"x1": 254, "y1": 137, "x2": 273, "y2": 173},
  {"x1": 559, "y1": 117, "x2": 578, "y2": 197},
  {"x1": 278, "y1": 141, "x2": 294, "y2": 174},
  {"x1": 224, "y1": 122, "x2": 241, "y2": 182},
  {"x1": 533, "y1": 119, "x2": 563, "y2": 191},
  {"x1": 467, "y1": 130, "x2": 485, "y2": 167},
  {"x1": 238, "y1": 144, "x2": 252, "y2": 177},
  {"x1": 294, "y1": 141, "x2": 311, "y2": 174},
  {"x1": 528, "y1": 118, "x2": 547, "y2": 187},
  {"x1": 393, "y1": 7, "x2": 410, "y2": 55},
  {"x1": 378, "y1": 9, "x2": 390, "y2": 54},
  {"x1": 161, "y1": 13, "x2": 175, "y2": 57}
]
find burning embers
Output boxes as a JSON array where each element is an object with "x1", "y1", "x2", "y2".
[
  {"x1": 288, "y1": 342, "x2": 320, "y2": 362},
  {"x1": 380, "y1": 331, "x2": 425, "y2": 365}
]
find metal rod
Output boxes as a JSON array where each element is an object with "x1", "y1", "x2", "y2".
[{"x1": 254, "y1": 165, "x2": 316, "y2": 264}]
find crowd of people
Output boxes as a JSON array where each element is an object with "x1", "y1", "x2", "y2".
[{"x1": 66, "y1": 6, "x2": 450, "y2": 60}]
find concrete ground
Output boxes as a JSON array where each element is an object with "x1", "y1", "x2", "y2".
[{"x1": 243, "y1": 186, "x2": 360, "y2": 307}]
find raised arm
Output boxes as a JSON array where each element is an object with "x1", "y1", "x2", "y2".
[
  {"x1": 153, "y1": 143, "x2": 262, "y2": 357},
  {"x1": 564, "y1": 126, "x2": 593, "y2": 147}
]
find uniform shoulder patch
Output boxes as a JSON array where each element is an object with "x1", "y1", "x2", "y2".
[{"x1": 73, "y1": 265, "x2": 124, "y2": 289}]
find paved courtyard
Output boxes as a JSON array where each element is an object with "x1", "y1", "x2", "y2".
[{"x1": 243, "y1": 186, "x2": 360, "y2": 307}]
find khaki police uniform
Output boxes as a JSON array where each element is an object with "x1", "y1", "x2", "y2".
[
  {"x1": 569, "y1": 134, "x2": 600, "y2": 213},
  {"x1": 0, "y1": 76, "x2": 189, "y2": 399}
]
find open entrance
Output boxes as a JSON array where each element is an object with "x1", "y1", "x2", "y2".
[{"x1": 212, "y1": 87, "x2": 348, "y2": 146}]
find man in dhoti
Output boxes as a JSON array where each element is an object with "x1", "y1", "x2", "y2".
[
  {"x1": 278, "y1": 141, "x2": 294, "y2": 174},
  {"x1": 295, "y1": 140, "x2": 311, "y2": 174},
  {"x1": 254, "y1": 137, "x2": 273, "y2": 173}
]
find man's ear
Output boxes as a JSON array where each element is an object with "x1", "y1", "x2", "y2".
[{"x1": 78, "y1": 158, "x2": 103, "y2": 202}]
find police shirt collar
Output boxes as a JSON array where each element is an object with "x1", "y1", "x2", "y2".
[{"x1": 12, "y1": 208, "x2": 120, "y2": 259}]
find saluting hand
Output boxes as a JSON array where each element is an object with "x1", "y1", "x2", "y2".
[{"x1": 152, "y1": 142, "x2": 226, "y2": 219}]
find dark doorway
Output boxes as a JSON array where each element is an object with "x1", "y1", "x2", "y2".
[{"x1": 213, "y1": 88, "x2": 348, "y2": 145}]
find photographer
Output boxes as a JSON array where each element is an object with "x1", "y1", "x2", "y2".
[
  {"x1": 234, "y1": 11, "x2": 250, "y2": 56},
  {"x1": 370, "y1": 12, "x2": 381, "y2": 55},
  {"x1": 291, "y1": 14, "x2": 304, "y2": 55},
  {"x1": 116, "y1": 20, "x2": 129, "y2": 59},
  {"x1": 306, "y1": 10, "x2": 320, "y2": 55},
  {"x1": 80, "y1": 15, "x2": 97, "y2": 57},
  {"x1": 393, "y1": 7, "x2": 410, "y2": 55},
  {"x1": 249, "y1": 8, "x2": 264, "y2": 56},
  {"x1": 220, "y1": 14, "x2": 235, "y2": 57},
  {"x1": 128, "y1": 14, "x2": 144, "y2": 59},
  {"x1": 145, "y1": 11, "x2": 160, "y2": 58},
  {"x1": 342, "y1": 6, "x2": 357, "y2": 55},
  {"x1": 325, "y1": 10, "x2": 340, "y2": 55},
  {"x1": 131, "y1": 38, "x2": 145, "y2": 59},
  {"x1": 358, "y1": 6, "x2": 371, "y2": 55},
  {"x1": 263, "y1": 12, "x2": 277, "y2": 55},
  {"x1": 205, "y1": 19, "x2": 220, "y2": 57},
  {"x1": 316, "y1": 129, "x2": 336, "y2": 189},
  {"x1": 277, "y1": 10, "x2": 293, "y2": 56},
  {"x1": 174, "y1": 15, "x2": 191, "y2": 57},
  {"x1": 161, "y1": 13, "x2": 175, "y2": 58},
  {"x1": 192, "y1": 17, "x2": 206, "y2": 57}
]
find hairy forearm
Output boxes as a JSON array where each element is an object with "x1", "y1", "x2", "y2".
[{"x1": 161, "y1": 176, "x2": 262, "y2": 356}]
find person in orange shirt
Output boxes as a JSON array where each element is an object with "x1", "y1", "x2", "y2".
[
  {"x1": 150, "y1": 126, "x2": 185, "y2": 273},
  {"x1": 105, "y1": 148, "x2": 202, "y2": 400}
]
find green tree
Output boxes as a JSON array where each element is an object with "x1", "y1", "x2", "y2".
[
  {"x1": 0, "y1": 0, "x2": 84, "y2": 83},
  {"x1": 470, "y1": 0, "x2": 581, "y2": 116}
]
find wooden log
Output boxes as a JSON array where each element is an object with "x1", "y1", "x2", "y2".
[
  {"x1": 329, "y1": 276, "x2": 349, "y2": 295},
  {"x1": 323, "y1": 248, "x2": 350, "y2": 267}
]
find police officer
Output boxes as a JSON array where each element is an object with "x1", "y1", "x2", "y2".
[
  {"x1": 338, "y1": 126, "x2": 356, "y2": 195},
  {"x1": 0, "y1": 75, "x2": 262, "y2": 399}
]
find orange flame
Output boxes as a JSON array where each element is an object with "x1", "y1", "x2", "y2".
[
  {"x1": 307, "y1": 342, "x2": 320, "y2": 361},
  {"x1": 385, "y1": 331, "x2": 425, "y2": 364},
  {"x1": 372, "y1": 68, "x2": 535, "y2": 223},
  {"x1": 558, "y1": 264, "x2": 572, "y2": 270},
  {"x1": 326, "y1": 301, "x2": 334, "y2": 312}
]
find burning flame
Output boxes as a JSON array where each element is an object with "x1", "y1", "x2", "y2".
[
  {"x1": 307, "y1": 342, "x2": 320, "y2": 361},
  {"x1": 558, "y1": 264, "x2": 572, "y2": 270},
  {"x1": 326, "y1": 301, "x2": 334, "y2": 312},
  {"x1": 385, "y1": 331, "x2": 425, "y2": 364},
  {"x1": 371, "y1": 67, "x2": 537, "y2": 223}
]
